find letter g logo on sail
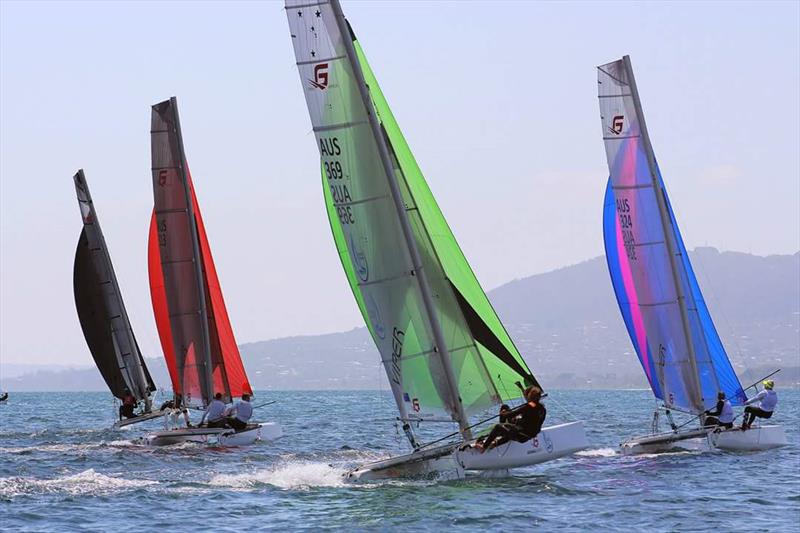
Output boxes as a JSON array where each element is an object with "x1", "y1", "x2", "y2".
[
  {"x1": 309, "y1": 63, "x2": 329, "y2": 90},
  {"x1": 609, "y1": 115, "x2": 624, "y2": 135}
]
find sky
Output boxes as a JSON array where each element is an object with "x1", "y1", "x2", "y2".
[{"x1": 1, "y1": 0, "x2": 798, "y2": 368}]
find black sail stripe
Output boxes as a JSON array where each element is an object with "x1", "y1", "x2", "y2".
[{"x1": 448, "y1": 281, "x2": 539, "y2": 390}]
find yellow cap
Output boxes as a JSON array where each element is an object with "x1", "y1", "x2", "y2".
[{"x1": 763, "y1": 380, "x2": 774, "y2": 390}]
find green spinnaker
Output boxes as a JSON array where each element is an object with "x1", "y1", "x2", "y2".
[{"x1": 321, "y1": 38, "x2": 539, "y2": 414}]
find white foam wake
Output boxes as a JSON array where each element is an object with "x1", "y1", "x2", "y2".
[
  {"x1": 576, "y1": 447, "x2": 618, "y2": 458},
  {"x1": 210, "y1": 461, "x2": 348, "y2": 490},
  {"x1": 0, "y1": 468, "x2": 156, "y2": 497}
]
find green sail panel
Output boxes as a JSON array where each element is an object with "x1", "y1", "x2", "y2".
[
  {"x1": 321, "y1": 171, "x2": 444, "y2": 413},
  {"x1": 354, "y1": 42, "x2": 540, "y2": 403},
  {"x1": 288, "y1": 1, "x2": 457, "y2": 421},
  {"x1": 287, "y1": 0, "x2": 537, "y2": 419}
]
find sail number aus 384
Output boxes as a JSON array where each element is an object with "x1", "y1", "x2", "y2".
[{"x1": 616, "y1": 197, "x2": 636, "y2": 261}]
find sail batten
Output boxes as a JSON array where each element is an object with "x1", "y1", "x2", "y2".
[{"x1": 599, "y1": 56, "x2": 746, "y2": 413}]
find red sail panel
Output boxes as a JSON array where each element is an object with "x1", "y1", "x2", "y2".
[
  {"x1": 148, "y1": 211, "x2": 181, "y2": 394},
  {"x1": 188, "y1": 174, "x2": 252, "y2": 397}
]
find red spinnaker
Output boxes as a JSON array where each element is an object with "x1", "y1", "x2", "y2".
[{"x1": 148, "y1": 171, "x2": 252, "y2": 399}]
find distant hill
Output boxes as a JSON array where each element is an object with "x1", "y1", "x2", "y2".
[
  {"x1": 490, "y1": 247, "x2": 799, "y2": 388},
  {"x1": 5, "y1": 248, "x2": 798, "y2": 392}
]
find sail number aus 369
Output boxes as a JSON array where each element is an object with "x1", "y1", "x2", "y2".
[{"x1": 321, "y1": 136, "x2": 355, "y2": 225}]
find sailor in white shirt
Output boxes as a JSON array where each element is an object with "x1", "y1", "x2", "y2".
[
  {"x1": 742, "y1": 380, "x2": 778, "y2": 430},
  {"x1": 225, "y1": 394, "x2": 253, "y2": 431},
  {"x1": 201, "y1": 393, "x2": 229, "y2": 428},
  {"x1": 704, "y1": 391, "x2": 735, "y2": 429}
]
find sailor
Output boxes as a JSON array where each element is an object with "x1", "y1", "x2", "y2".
[
  {"x1": 473, "y1": 404, "x2": 512, "y2": 449},
  {"x1": 498, "y1": 404, "x2": 513, "y2": 424},
  {"x1": 741, "y1": 380, "x2": 778, "y2": 430},
  {"x1": 477, "y1": 386, "x2": 546, "y2": 453},
  {"x1": 119, "y1": 390, "x2": 137, "y2": 420},
  {"x1": 163, "y1": 394, "x2": 193, "y2": 428},
  {"x1": 200, "y1": 392, "x2": 229, "y2": 428},
  {"x1": 225, "y1": 393, "x2": 254, "y2": 431},
  {"x1": 703, "y1": 391, "x2": 734, "y2": 429}
]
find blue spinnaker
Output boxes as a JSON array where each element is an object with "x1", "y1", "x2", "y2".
[{"x1": 598, "y1": 57, "x2": 745, "y2": 413}]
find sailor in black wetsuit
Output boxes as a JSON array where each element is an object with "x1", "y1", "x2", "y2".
[
  {"x1": 473, "y1": 404, "x2": 513, "y2": 449},
  {"x1": 119, "y1": 390, "x2": 137, "y2": 420},
  {"x1": 478, "y1": 386, "x2": 546, "y2": 452}
]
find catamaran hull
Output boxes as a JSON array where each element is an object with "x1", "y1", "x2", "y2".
[
  {"x1": 457, "y1": 421, "x2": 588, "y2": 470},
  {"x1": 143, "y1": 422, "x2": 282, "y2": 447},
  {"x1": 621, "y1": 428, "x2": 711, "y2": 455},
  {"x1": 347, "y1": 443, "x2": 465, "y2": 481},
  {"x1": 113, "y1": 410, "x2": 167, "y2": 429},
  {"x1": 711, "y1": 425, "x2": 787, "y2": 451},
  {"x1": 622, "y1": 424, "x2": 788, "y2": 454},
  {"x1": 347, "y1": 421, "x2": 588, "y2": 481}
]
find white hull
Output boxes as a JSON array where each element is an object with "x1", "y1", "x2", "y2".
[
  {"x1": 457, "y1": 421, "x2": 589, "y2": 470},
  {"x1": 622, "y1": 424, "x2": 788, "y2": 455},
  {"x1": 711, "y1": 425, "x2": 787, "y2": 451},
  {"x1": 348, "y1": 421, "x2": 587, "y2": 481},
  {"x1": 144, "y1": 422, "x2": 282, "y2": 447},
  {"x1": 621, "y1": 428, "x2": 710, "y2": 455}
]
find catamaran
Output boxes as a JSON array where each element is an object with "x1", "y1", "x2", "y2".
[
  {"x1": 598, "y1": 56, "x2": 787, "y2": 454},
  {"x1": 72, "y1": 169, "x2": 162, "y2": 428},
  {"x1": 144, "y1": 97, "x2": 281, "y2": 446},
  {"x1": 286, "y1": 0, "x2": 587, "y2": 480}
]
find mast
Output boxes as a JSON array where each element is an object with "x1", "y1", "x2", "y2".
[
  {"x1": 74, "y1": 169, "x2": 153, "y2": 410},
  {"x1": 623, "y1": 56, "x2": 705, "y2": 414},
  {"x1": 329, "y1": 0, "x2": 471, "y2": 439},
  {"x1": 168, "y1": 97, "x2": 215, "y2": 406}
]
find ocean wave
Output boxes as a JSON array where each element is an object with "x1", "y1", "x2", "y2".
[
  {"x1": 0, "y1": 439, "x2": 141, "y2": 455},
  {"x1": 0, "y1": 469, "x2": 156, "y2": 497},
  {"x1": 209, "y1": 461, "x2": 348, "y2": 490},
  {"x1": 576, "y1": 447, "x2": 619, "y2": 458}
]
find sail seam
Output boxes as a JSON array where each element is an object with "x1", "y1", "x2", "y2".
[
  {"x1": 603, "y1": 134, "x2": 640, "y2": 140},
  {"x1": 357, "y1": 270, "x2": 413, "y2": 287},
  {"x1": 612, "y1": 184, "x2": 652, "y2": 190},
  {"x1": 168, "y1": 311, "x2": 204, "y2": 318},
  {"x1": 285, "y1": 1, "x2": 330, "y2": 10},
  {"x1": 332, "y1": 192, "x2": 389, "y2": 208},
  {"x1": 637, "y1": 300, "x2": 679, "y2": 307},
  {"x1": 632, "y1": 240, "x2": 665, "y2": 248},
  {"x1": 314, "y1": 120, "x2": 368, "y2": 132},
  {"x1": 597, "y1": 66, "x2": 627, "y2": 86},
  {"x1": 297, "y1": 54, "x2": 345, "y2": 66}
]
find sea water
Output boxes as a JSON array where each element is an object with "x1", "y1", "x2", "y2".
[{"x1": 1, "y1": 390, "x2": 797, "y2": 531}]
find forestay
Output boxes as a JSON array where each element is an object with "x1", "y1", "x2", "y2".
[
  {"x1": 598, "y1": 57, "x2": 744, "y2": 414},
  {"x1": 148, "y1": 98, "x2": 252, "y2": 406},
  {"x1": 286, "y1": 0, "x2": 538, "y2": 430},
  {"x1": 73, "y1": 169, "x2": 155, "y2": 405}
]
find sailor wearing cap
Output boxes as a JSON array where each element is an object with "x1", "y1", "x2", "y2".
[{"x1": 741, "y1": 380, "x2": 778, "y2": 430}]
